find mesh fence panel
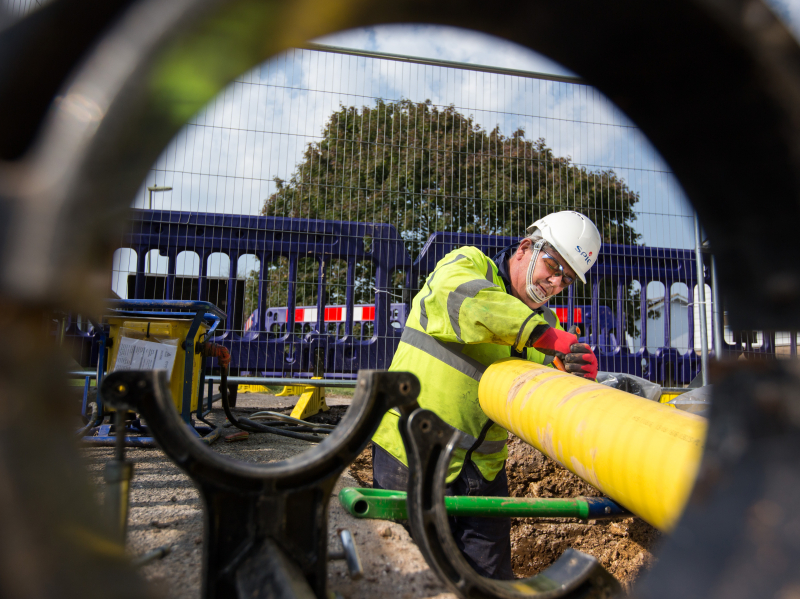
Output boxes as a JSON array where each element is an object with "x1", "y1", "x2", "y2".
[{"x1": 106, "y1": 45, "x2": 791, "y2": 381}]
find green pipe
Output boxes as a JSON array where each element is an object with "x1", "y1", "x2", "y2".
[{"x1": 338, "y1": 488, "x2": 630, "y2": 521}]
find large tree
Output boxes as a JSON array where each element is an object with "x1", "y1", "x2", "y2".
[{"x1": 253, "y1": 99, "x2": 646, "y2": 335}]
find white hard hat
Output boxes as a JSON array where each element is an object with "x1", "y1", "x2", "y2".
[{"x1": 526, "y1": 211, "x2": 601, "y2": 283}]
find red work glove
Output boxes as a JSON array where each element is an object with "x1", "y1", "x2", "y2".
[
  {"x1": 531, "y1": 327, "x2": 578, "y2": 356},
  {"x1": 563, "y1": 343, "x2": 598, "y2": 380}
]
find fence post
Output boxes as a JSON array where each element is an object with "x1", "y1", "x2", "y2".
[
  {"x1": 286, "y1": 254, "x2": 298, "y2": 336},
  {"x1": 315, "y1": 257, "x2": 326, "y2": 335},
  {"x1": 166, "y1": 248, "x2": 177, "y2": 300},
  {"x1": 226, "y1": 252, "x2": 238, "y2": 332},
  {"x1": 662, "y1": 281, "x2": 671, "y2": 349},
  {"x1": 694, "y1": 215, "x2": 709, "y2": 386},
  {"x1": 256, "y1": 253, "x2": 267, "y2": 333},
  {"x1": 710, "y1": 254, "x2": 723, "y2": 358},
  {"x1": 134, "y1": 247, "x2": 146, "y2": 299},
  {"x1": 687, "y1": 283, "x2": 695, "y2": 351},
  {"x1": 640, "y1": 279, "x2": 648, "y2": 354},
  {"x1": 344, "y1": 256, "x2": 356, "y2": 337},
  {"x1": 616, "y1": 279, "x2": 625, "y2": 352},
  {"x1": 197, "y1": 251, "x2": 207, "y2": 302}
]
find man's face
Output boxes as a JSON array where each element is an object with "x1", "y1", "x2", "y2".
[{"x1": 508, "y1": 238, "x2": 577, "y2": 310}]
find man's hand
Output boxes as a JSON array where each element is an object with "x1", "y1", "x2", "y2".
[
  {"x1": 563, "y1": 343, "x2": 598, "y2": 380},
  {"x1": 531, "y1": 327, "x2": 578, "y2": 356}
]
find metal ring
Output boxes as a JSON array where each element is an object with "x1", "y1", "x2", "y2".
[{"x1": 401, "y1": 408, "x2": 620, "y2": 598}]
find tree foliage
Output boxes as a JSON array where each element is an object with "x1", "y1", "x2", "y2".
[
  {"x1": 263, "y1": 99, "x2": 640, "y2": 252},
  {"x1": 251, "y1": 99, "x2": 645, "y2": 335}
]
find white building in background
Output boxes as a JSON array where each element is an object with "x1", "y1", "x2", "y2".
[
  {"x1": 622, "y1": 284, "x2": 713, "y2": 354},
  {"x1": 631, "y1": 283, "x2": 796, "y2": 355},
  {"x1": 644, "y1": 291, "x2": 693, "y2": 353}
]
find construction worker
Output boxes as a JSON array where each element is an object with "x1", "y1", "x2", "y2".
[{"x1": 371, "y1": 210, "x2": 601, "y2": 580}]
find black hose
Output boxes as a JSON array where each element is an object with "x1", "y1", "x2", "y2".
[
  {"x1": 273, "y1": 425, "x2": 331, "y2": 434},
  {"x1": 219, "y1": 366, "x2": 325, "y2": 443},
  {"x1": 244, "y1": 418, "x2": 331, "y2": 434},
  {"x1": 220, "y1": 418, "x2": 331, "y2": 435}
]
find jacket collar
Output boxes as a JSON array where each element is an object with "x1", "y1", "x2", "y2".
[{"x1": 492, "y1": 242, "x2": 519, "y2": 294}]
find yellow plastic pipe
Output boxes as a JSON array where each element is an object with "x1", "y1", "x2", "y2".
[{"x1": 478, "y1": 359, "x2": 707, "y2": 531}]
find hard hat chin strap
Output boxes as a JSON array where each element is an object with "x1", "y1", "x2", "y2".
[{"x1": 525, "y1": 239, "x2": 555, "y2": 304}]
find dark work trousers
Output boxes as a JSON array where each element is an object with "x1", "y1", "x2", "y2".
[{"x1": 372, "y1": 442, "x2": 513, "y2": 580}]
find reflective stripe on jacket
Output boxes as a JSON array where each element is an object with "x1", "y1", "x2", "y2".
[{"x1": 372, "y1": 246, "x2": 562, "y2": 483}]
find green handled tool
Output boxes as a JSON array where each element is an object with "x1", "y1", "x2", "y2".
[{"x1": 338, "y1": 488, "x2": 630, "y2": 520}]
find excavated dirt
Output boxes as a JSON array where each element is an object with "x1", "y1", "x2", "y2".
[
  {"x1": 347, "y1": 444, "x2": 374, "y2": 487},
  {"x1": 346, "y1": 434, "x2": 661, "y2": 591},
  {"x1": 505, "y1": 436, "x2": 661, "y2": 590}
]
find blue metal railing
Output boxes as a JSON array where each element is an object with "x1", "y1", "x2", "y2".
[{"x1": 61, "y1": 209, "x2": 779, "y2": 383}]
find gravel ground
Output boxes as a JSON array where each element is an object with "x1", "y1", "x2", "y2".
[{"x1": 80, "y1": 391, "x2": 455, "y2": 599}]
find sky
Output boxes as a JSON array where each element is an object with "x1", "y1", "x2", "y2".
[{"x1": 116, "y1": 2, "x2": 800, "y2": 301}]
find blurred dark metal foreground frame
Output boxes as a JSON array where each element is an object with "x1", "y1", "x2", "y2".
[
  {"x1": 101, "y1": 369, "x2": 421, "y2": 599},
  {"x1": 1, "y1": 0, "x2": 800, "y2": 598},
  {"x1": 100, "y1": 364, "x2": 621, "y2": 599},
  {"x1": 397, "y1": 404, "x2": 622, "y2": 598}
]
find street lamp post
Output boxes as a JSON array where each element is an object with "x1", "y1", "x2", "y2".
[{"x1": 145, "y1": 185, "x2": 172, "y2": 274}]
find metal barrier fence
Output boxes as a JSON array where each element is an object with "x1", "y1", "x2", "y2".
[
  {"x1": 96, "y1": 208, "x2": 774, "y2": 384},
  {"x1": 61, "y1": 43, "x2": 798, "y2": 383}
]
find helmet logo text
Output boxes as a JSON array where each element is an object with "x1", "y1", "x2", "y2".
[{"x1": 575, "y1": 245, "x2": 592, "y2": 265}]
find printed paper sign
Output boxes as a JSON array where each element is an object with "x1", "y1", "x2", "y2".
[{"x1": 114, "y1": 336, "x2": 178, "y2": 378}]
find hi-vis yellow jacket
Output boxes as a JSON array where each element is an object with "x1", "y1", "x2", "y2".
[{"x1": 372, "y1": 246, "x2": 562, "y2": 483}]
